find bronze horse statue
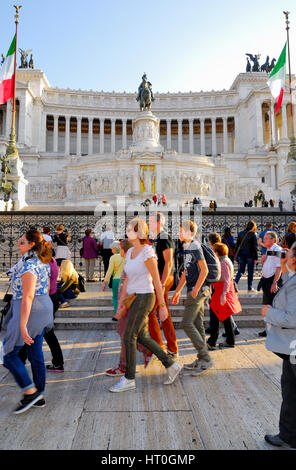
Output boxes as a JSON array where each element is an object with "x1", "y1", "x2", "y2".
[{"x1": 136, "y1": 74, "x2": 154, "y2": 111}]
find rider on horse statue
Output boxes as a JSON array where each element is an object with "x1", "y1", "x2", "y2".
[{"x1": 136, "y1": 73, "x2": 154, "y2": 111}]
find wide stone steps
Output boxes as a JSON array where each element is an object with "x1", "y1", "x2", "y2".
[{"x1": 53, "y1": 293, "x2": 264, "y2": 330}]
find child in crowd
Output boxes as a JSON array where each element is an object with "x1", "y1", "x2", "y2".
[{"x1": 102, "y1": 241, "x2": 125, "y2": 318}]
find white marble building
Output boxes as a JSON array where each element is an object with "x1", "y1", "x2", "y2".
[{"x1": 0, "y1": 68, "x2": 295, "y2": 209}]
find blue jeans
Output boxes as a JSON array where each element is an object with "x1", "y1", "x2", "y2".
[
  {"x1": 58, "y1": 287, "x2": 77, "y2": 304},
  {"x1": 235, "y1": 254, "x2": 255, "y2": 290},
  {"x1": 3, "y1": 330, "x2": 46, "y2": 393}
]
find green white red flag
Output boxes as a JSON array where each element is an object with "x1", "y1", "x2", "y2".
[
  {"x1": 0, "y1": 35, "x2": 16, "y2": 105},
  {"x1": 267, "y1": 42, "x2": 287, "y2": 114}
]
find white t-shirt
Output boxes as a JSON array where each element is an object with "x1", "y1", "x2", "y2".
[
  {"x1": 43, "y1": 234, "x2": 52, "y2": 242},
  {"x1": 262, "y1": 243, "x2": 281, "y2": 279},
  {"x1": 100, "y1": 231, "x2": 115, "y2": 249},
  {"x1": 124, "y1": 245, "x2": 157, "y2": 295}
]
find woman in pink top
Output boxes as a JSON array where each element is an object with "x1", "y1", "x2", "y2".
[{"x1": 207, "y1": 243, "x2": 241, "y2": 350}]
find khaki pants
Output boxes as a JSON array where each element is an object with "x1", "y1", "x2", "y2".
[
  {"x1": 182, "y1": 289, "x2": 211, "y2": 361},
  {"x1": 84, "y1": 258, "x2": 95, "y2": 280}
]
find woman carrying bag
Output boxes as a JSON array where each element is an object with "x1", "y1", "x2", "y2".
[
  {"x1": 2, "y1": 229, "x2": 53, "y2": 414},
  {"x1": 52, "y1": 224, "x2": 71, "y2": 267},
  {"x1": 207, "y1": 243, "x2": 242, "y2": 349}
]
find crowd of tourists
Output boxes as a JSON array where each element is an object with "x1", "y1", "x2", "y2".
[{"x1": 1, "y1": 216, "x2": 296, "y2": 449}]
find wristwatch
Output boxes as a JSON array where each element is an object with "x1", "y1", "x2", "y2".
[{"x1": 159, "y1": 302, "x2": 166, "y2": 307}]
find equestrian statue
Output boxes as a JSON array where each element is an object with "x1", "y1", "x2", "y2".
[{"x1": 136, "y1": 73, "x2": 154, "y2": 111}]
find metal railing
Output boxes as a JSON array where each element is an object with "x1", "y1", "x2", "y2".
[{"x1": 0, "y1": 209, "x2": 295, "y2": 278}]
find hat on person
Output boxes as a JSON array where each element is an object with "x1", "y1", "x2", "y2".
[{"x1": 111, "y1": 241, "x2": 121, "y2": 251}]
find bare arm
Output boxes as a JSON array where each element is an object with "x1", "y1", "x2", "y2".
[
  {"x1": 171, "y1": 269, "x2": 186, "y2": 305},
  {"x1": 20, "y1": 272, "x2": 36, "y2": 345},
  {"x1": 161, "y1": 248, "x2": 173, "y2": 286},
  {"x1": 145, "y1": 257, "x2": 165, "y2": 305}
]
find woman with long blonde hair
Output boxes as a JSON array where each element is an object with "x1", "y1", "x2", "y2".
[{"x1": 57, "y1": 260, "x2": 80, "y2": 308}]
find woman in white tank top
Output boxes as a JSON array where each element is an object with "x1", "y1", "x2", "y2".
[{"x1": 109, "y1": 217, "x2": 182, "y2": 393}]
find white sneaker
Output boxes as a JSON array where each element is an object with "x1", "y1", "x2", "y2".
[
  {"x1": 109, "y1": 376, "x2": 136, "y2": 393},
  {"x1": 190, "y1": 359, "x2": 213, "y2": 377},
  {"x1": 163, "y1": 362, "x2": 182, "y2": 385}
]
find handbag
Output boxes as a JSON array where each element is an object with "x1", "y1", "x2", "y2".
[
  {"x1": 0, "y1": 285, "x2": 12, "y2": 332},
  {"x1": 122, "y1": 293, "x2": 137, "y2": 309}
]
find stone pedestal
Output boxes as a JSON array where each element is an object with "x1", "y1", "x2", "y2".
[
  {"x1": 130, "y1": 111, "x2": 163, "y2": 153},
  {"x1": 1, "y1": 156, "x2": 28, "y2": 210},
  {"x1": 279, "y1": 159, "x2": 296, "y2": 210}
]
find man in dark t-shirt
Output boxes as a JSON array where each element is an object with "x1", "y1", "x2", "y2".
[{"x1": 148, "y1": 213, "x2": 178, "y2": 357}]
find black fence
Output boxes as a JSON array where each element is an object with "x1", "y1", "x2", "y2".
[{"x1": 0, "y1": 209, "x2": 295, "y2": 278}]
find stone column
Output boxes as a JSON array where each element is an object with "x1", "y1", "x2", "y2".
[
  {"x1": 167, "y1": 119, "x2": 171, "y2": 150},
  {"x1": 155, "y1": 164, "x2": 161, "y2": 193},
  {"x1": 53, "y1": 115, "x2": 59, "y2": 153},
  {"x1": 133, "y1": 164, "x2": 140, "y2": 194},
  {"x1": 293, "y1": 104, "x2": 296, "y2": 136},
  {"x1": 270, "y1": 164, "x2": 276, "y2": 188},
  {"x1": 189, "y1": 118, "x2": 194, "y2": 154},
  {"x1": 256, "y1": 100, "x2": 264, "y2": 147},
  {"x1": 5, "y1": 100, "x2": 12, "y2": 137},
  {"x1": 100, "y1": 117, "x2": 104, "y2": 154},
  {"x1": 65, "y1": 116, "x2": 70, "y2": 156},
  {"x1": 282, "y1": 104, "x2": 288, "y2": 139},
  {"x1": 211, "y1": 117, "x2": 217, "y2": 156},
  {"x1": 270, "y1": 105, "x2": 276, "y2": 145},
  {"x1": 200, "y1": 118, "x2": 205, "y2": 155},
  {"x1": 234, "y1": 115, "x2": 239, "y2": 153},
  {"x1": 223, "y1": 117, "x2": 228, "y2": 153},
  {"x1": 178, "y1": 119, "x2": 183, "y2": 153},
  {"x1": 41, "y1": 112, "x2": 47, "y2": 152},
  {"x1": 88, "y1": 117, "x2": 93, "y2": 155},
  {"x1": 76, "y1": 117, "x2": 82, "y2": 156},
  {"x1": 111, "y1": 118, "x2": 116, "y2": 153},
  {"x1": 122, "y1": 119, "x2": 127, "y2": 149}
]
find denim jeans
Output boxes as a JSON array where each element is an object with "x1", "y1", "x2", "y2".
[
  {"x1": 58, "y1": 287, "x2": 77, "y2": 304},
  {"x1": 235, "y1": 254, "x2": 255, "y2": 290},
  {"x1": 3, "y1": 330, "x2": 46, "y2": 393},
  {"x1": 124, "y1": 293, "x2": 174, "y2": 380}
]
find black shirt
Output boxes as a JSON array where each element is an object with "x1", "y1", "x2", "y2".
[
  {"x1": 154, "y1": 231, "x2": 175, "y2": 276},
  {"x1": 53, "y1": 232, "x2": 69, "y2": 246}
]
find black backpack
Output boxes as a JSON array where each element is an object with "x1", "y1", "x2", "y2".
[
  {"x1": 201, "y1": 243, "x2": 221, "y2": 284},
  {"x1": 78, "y1": 273, "x2": 86, "y2": 292}
]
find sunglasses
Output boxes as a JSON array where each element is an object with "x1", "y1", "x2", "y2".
[{"x1": 18, "y1": 240, "x2": 31, "y2": 245}]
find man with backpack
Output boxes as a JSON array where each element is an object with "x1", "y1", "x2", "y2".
[{"x1": 171, "y1": 220, "x2": 220, "y2": 376}]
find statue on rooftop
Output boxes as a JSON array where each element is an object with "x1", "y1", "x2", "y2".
[{"x1": 19, "y1": 48, "x2": 32, "y2": 68}]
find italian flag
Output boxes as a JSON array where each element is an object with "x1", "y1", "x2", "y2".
[
  {"x1": 0, "y1": 35, "x2": 16, "y2": 105},
  {"x1": 267, "y1": 42, "x2": 287, "y2": 114}
]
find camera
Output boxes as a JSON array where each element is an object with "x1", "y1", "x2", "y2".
[{"x1": 266, "y1": 250, "x2": 286, "y2": 259}]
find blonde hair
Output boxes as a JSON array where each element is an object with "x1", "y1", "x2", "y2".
[
  {"x1": 127, "y1": 217, "x2": 149, "y2": 245},
  {"x1": 180, "y1": 220, "x2": 197, "y2": 237},
  {"x1": 288, "y1": 221, "x2": 296, "y2": 233},
  {"x1": 60, "y1": 259, "x2": 79, "y2": 284}
]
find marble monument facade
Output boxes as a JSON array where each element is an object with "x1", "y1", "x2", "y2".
[{"x1": 0, "y1": 69, "x2": 295, "y2": 209}]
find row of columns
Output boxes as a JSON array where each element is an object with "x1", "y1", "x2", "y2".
[
  {"x1": 49, "y1": 115, "x2": 235, "y2": 156},
  {"x1": 258, "y1": 100, "x2": 296, "y2": 147},
  {"x1": 50, "y1": 115, "x2": 129, "y2": 155}
]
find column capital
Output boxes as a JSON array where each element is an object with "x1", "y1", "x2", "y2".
[
  {"x1": 199, "y1": 117, "x2": 205, "y2": 123},
  {"x1": 76, "y1": 116, "x2": 82, "y2": 122}
]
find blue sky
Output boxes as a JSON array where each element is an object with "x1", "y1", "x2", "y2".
[{"x1": 0, "y1": 0, "x2": 295, "y2": 93}]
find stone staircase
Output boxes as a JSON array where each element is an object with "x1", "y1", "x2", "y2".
[{"x1": 53, "y1": 288, "x2": 265, "y2": 330}]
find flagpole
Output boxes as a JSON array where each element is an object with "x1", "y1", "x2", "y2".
[
  {"x1": 5, "y1": 5, "x2": 21, "y2": 159},
  {"x1": 283, "y1": 11, "x2": 296, "y2": 161}
]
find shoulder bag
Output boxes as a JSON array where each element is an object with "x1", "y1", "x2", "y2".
[{"x1": 234, "y1": 231, "x2": 249, "y2": 262}]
